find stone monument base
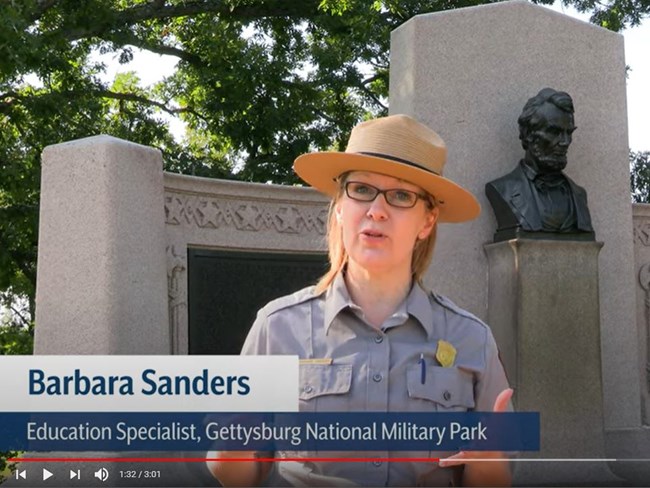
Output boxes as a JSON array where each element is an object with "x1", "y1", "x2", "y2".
[
  {"x1": 605, "y1": 427, "x2": 650, "y2": 484},
  {"x1": 485, "y1": 239, "x2": 621, "y2": 485},
  {"x1": 493, "y1": 228, "x2": 596, "y2": 243}
]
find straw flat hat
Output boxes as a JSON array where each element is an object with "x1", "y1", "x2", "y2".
[{"x1": 293, "y1": 114, "x2": 480, "y2": 223}]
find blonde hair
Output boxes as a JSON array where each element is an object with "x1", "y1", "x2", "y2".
[{"x1": 314, "y1": 177, "x2": 438, "y2": 294}]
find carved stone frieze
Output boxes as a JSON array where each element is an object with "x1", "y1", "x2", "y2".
[
  {"x1": 164, "y1": 192, "x2": 327, "y2": 235},
  {"x1": 167, "y1": 245, "x2": 187, "y2": 355},
  {"x1": 639, "y1": 262, "x2": 650, "y2": 424},
  {"x1": 634, "y1": 219, "x2": 650, "y2": 246}
]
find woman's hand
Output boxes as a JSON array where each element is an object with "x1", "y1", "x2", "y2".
[
  {"x1": 439, "y1": 388, "x2": 514, "y2": 487},
  {"x1": 206, "y1": 450, "x2": 270, "y2": 487}
]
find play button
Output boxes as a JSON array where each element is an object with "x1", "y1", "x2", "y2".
[{"x1": 42, "y1": 468, "x2": 53, "y2": 481}]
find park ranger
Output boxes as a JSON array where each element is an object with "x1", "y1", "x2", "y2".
[{"x1": 207, "y1": 114, "x2": 513, "y2": 487}]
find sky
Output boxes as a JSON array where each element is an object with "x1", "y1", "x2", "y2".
[
  {"x1": 550, "y1": 3, "x2": 649, "y2": 152},
  {"x1": 103, "y1": 2, "x2": 648, "y2": 152},
  {"x1": 624, "y1": 22, "x2": 650, "y2": 152}
]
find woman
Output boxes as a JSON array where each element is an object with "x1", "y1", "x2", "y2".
[{"x1": 207, "y1": 114, "x2": 513, "y2": 487}]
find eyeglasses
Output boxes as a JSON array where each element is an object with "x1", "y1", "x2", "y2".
[{"x1": 344, "y1": 181, "x2": 431, "y2": 209}]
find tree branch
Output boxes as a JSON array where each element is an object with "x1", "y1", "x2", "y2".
[
  {"x1": 2, "y1": 87, "x2": 207, "y2": 124},
  {"x1": 121, "y1": 0, "x2": 322, "y2": 24},
  {"x1": 8, "y1": 304, "x2": 30, "y2": 328},
  {"x1": 131, "y1": 42, "x2": 200, "y2": 64},
  {"x1": 361, "y1": 73, "x2": 382, "y2": 86},
  {"x1": 310, "y1": 107, "x2": 339, "y2": 125},
  {"x1": 354, "y1": 83, "x2": 387, "y2": 110},
  {"x1": 59, "y1": 0, "x2": 323, "y2": 42},
  {"x1": 100, "y1": 89, "x2": 201, "y2": 118},
  {"x1": 102, "y1": 31, "x2": 202, "y2": 64}
]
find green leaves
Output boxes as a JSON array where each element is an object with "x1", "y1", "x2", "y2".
[
  {"x1": 0, "y1": 321, "x2": 33, "y2": 355},
  {"x1": 630, "y1": 150, "x2": 650, "y2": 203},
  {"x1": 563, "y1": 0, "x2": 649, "y2": 29},
  {"x1": 0, "y1": 451, "x2": 18, "y2": 484},
  {"x1": 0, "y1": 0, "x2": 648, "y2": 332}
]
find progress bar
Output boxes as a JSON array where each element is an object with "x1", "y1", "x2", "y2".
[{"x1": 8, "y1": 457, "x2": 650, "y2": 463}]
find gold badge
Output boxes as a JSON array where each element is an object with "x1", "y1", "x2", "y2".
[{"x1": 436, "y1": 340, "x2": 456, "y2": 368}]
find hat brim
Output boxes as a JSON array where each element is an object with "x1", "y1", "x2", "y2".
[{"x1": 293, "y1": 152, "x2": 480, "y2": 223}]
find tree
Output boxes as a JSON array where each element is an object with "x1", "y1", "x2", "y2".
[
  {"x1": 0, "y1": 452, "x2": 16, "y2": 484},
  {"x1": 1, "y1": 0, "x2": 648, "y2": 331},
  {"x1": 630, "y1": 150, "x2": 650, "y2": 203}
]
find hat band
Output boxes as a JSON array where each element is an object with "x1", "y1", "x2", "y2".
[{"x1": 357, "y1": 152, "x2": 440, "y2": 176}]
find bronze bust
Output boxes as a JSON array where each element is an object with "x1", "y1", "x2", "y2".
[{"x1": 485, "y1": 88, "x2": 594, "y2": 242}]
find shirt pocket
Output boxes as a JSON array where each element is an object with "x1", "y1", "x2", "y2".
[
  {"x1": 406, "y1": 365, "x2": 475, "y2": 411},
  {"x1": 299, "y1": 364, "x2": 352, "y2": 412}
]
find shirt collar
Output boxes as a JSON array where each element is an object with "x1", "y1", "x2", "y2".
[
  {"x1": 323, "y1": 272, "x2": 355, "y2": 330},
  {"x1": 324, "y1": 272, "x2": 434, "y2": 338},
  {"x1": 406, "y1": 280, "x2": 435, "y2": 339}
]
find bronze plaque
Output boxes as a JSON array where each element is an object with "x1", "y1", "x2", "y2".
[{"x1": 188, "y1": 249, "x2": 328, "y2": 354}]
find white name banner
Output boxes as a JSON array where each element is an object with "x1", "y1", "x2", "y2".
[{"x1": 0, "y1": 355, "x2": 298, "y2": 412}]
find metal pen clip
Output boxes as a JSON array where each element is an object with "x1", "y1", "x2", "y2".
[{"x1": 419, "y1": 353, "x2": 426, "y2": 384}]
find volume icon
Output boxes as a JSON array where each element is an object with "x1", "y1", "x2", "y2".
[{"x1": 94, "y1": 468, "x2": 109, "y2": 482}]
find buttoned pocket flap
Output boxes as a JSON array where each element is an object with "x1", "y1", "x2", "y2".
[
  {"x1": 407, "y1": 365, "x2": 475, "y2": 409},
  {"x1": 299, "y1": 364, "x2": 352, "y2": 400}
]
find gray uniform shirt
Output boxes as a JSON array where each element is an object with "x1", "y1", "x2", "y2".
[{"x1": 242, "y1": 273, "x2": 511, "y2": 487}]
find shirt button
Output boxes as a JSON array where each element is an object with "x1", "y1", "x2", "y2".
[
  {"x1": 372, "y1": 461, "x2": 382, "y2": 467},
  {"x1": 374, "y1": 335, "x2": 383, "y2": 344},
  {"x1": 304, "y1": 385, "x2": 313, "y2": 394},
  {"x1": 372, "y1": 373, "x2": 383, "y2": 382},
  {"x1": 443, "y1": 390, "x2": 451, "y2": 401}
]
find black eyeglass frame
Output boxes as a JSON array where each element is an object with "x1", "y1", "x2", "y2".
[{"x1": 344, "y1": 181, "x2": 433, "y2": 209}]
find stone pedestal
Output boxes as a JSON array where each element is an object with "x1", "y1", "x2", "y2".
[
  {"x1": 25, "y1": 136, "x2": 174, "y2": 486},
  {"x1": 34, "y1": 135, "x2": 169, "y2": 354},
  {"x1": 486, "y1": 239, "x2": 619, "y2": 484}
]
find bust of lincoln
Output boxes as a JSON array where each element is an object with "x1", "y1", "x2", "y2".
[{"x1": 485, "y1": 87, "x2": 594, "y2": 242}]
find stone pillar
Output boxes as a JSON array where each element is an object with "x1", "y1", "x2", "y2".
[
  {"x1": 35, "y1": 135, "x2": 169, "y2": 354},
  {"x1": 486, "y1": 239, "x2": 615, "y2": 484},
  {"x1": 389, "y1": 0, "x2": 640, "y2": 467}
]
